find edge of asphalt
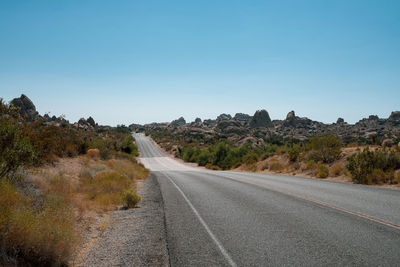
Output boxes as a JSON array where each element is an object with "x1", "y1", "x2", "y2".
[{"x1": 76, "y1": 173, "x2": 171, "y2": 267}]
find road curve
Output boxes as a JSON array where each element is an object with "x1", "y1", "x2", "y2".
[{"x1": 134, "y1": 133, "x2": 400, "y2": 266}]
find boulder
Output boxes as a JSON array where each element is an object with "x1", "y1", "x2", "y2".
[
  {"x1": 336, "y1": 118, "x2": 345, "y2": 124},
  {"x1": 368, "y1": 115, "x2": 379, "y2": 120},
  {"x1": 249, "y1": 110, "x2": 272, "y2": 128},
  {"x1": 233, "y1": 113, "x2": 252, "y2": 123},
  {"x1": 171, "y1": 117, "x2": 186, "y2": 126},
  {"x1": 10, "y1": 94, "x2": 39, "y2": 121},
  {"x1": 286, "y1": 111, "x2": 295, "y2": 120},
  {"x1": 87, "y1": 116, "x2": 96, "y2": 127},
  {"x1": 216, "y1": 113, "x2": 232, "y2": 121},
  {"x1": 382, "y1": 139, "x2": 394, "y2": 148},
  {"x1": 389, "y1": 111, "x2": 400, "y2": 121}
]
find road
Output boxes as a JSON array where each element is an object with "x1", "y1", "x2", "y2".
[{"x1": 134, "y1": 133, "x2": 400, "y2": 266}]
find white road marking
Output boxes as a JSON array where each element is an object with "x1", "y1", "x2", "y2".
[
  {"x1": 163, "y1": 172, "x2": 237, "y2": 267},
  {"x1": 138, "y1": 157, "x2": 198, "y2": 171}
]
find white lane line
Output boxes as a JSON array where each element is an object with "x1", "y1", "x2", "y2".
[{"x1": 163, "y1": 172, "x2": 237, "y2": 267}]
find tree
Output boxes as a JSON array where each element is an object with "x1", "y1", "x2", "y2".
[
  {"x1": 0, "y1": 119, "x2": 36, "y2": 179},
  {"x1": 309, "y1": 134, "x2": 342, "y2": 163}
]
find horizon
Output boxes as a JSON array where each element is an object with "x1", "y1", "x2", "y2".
[{"x1": 1, "y1": 1, "x2": 400, "y2": 126}]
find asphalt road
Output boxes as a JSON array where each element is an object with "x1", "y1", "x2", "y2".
[{"x1": 134, "y1": 133, "x2": 400, "y2": 266}]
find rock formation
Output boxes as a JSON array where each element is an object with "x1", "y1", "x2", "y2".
[
  {"x1": 170, "y1": 117, "x2": 186, "y2": 126},
  {"x1": 249, "y1": 110, "x2": 272, "y2": 128},
  {"x1": 10, "y1": 94, "x2": 39, "y2": 121},
  {"x1": 233, "y1": 113, "x2": 251, "y2": 124}
]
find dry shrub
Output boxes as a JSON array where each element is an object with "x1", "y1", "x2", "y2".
[
  {"x1": 330, "y1": 164, "x2": 343, "y2": 176},
  {"x1": 304, "y1": 160, "x2": 317, "y2": 171},
  {"x1": 122, "y1": 188, "x2": 142, "y2": 208},
  {"x1": 0, "y1": 180, "x2": 76, "y2": 266},
  {"x1": 292, "y1": 162, "x2": 301, "y2": 171},
  {"x1": 81, "y1": 170, "x2": 131, "y2": 210},
  {"x1": 394, "y1": 170, "x2": 400, "y2": 184},
  {"x1": 205, "y1": 164, "x2": 221, "y2": 170},
  {"x1": 106, "y1": 159, "x2": 149, "y2": 180},
  {"x1": 269, "y1": 161, "x2": 284, "y2": 172},
  {"x1": 87, "y1": 148, "x2": 100, "y2": 158},
  {"x1": 243, "y1": 163, "x2": 257, "y2": 172},
  {"x1": 346, "y1": 142, "x2": 358, "y2": 148}
]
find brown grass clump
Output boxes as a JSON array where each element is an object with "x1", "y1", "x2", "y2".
[
  {"x1": 1, "y1": 156, "x2": 149, "y2": 266},
  {"x1": 269, "y1": 161, "x2": 284, "y2": 172},
  {"x1": 330, "y1": 163, "x2": 343, "y2": 176},
  {"x1": 205, "y1": 164, "x2": 222, "y2": 170},
  {"x1": 81, "y1": 170, "x2": 131, "y2": 210},
  {"x1": 0, "y1": 179, "x2": 76, "y2": 266},
  {"x1": 87, "y1": 148, "x2": 100, "y2": 158}
]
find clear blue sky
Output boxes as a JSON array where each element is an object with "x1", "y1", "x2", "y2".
[{"x1": 1, "y1": 0, "x2": 399, "y2": 125}]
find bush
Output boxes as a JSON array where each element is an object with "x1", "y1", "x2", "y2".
[
  {"x1": 305, "y1": 160, "x2": 317, "y2": 171},
  {"x1": 346, "y1": 147, "x2": 400, "y2": 184},
  {"x1": 0, "y1": 179, "x2": 76, "y2": 266},
  {"x1": 288, "y1": 144, "x2": 301, "y2": 162},
  {"x1": 330, "y1": 164, "x2": 343, "y2": 176},
  {"x1": 0, "y1": 119, "x2": 36, "y2": 179},
  {"x1": 122, "y1": 188, "x2": 142, "y2": 208},
  {"x1": 309, "y1": 134, "x2": 342, "y2": 163},
  {"x1": 269, "y1": 161, "x2": 284, "y2": 172},
  {"x1": 317, "y1": 164, "x2": 329, "y2": 178},
  {"x1": 205, "y1": 164, "x2": 221, "y2": 170},
  {"x1": 197, "y1": 150, "x2": 213, "y2": 166},
  {"x1": 82, "y1": 170, "x2": 131, "y2": 209},
  {"x1": 87, "y1": 148, "x2": 100, "y2": 158}
]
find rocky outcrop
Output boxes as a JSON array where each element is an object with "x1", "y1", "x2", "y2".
[
  {"x1": 10, "y1": 94, "x2": 39, "y2": 121},
  {"x1": 389, "y1": 111, "x2": 400, "y2": 121},
  {"x1": 170, "y1": 117, "x2": 186, "y2": 127},
  {"x1": 233, "y1": 113, "x2": 252, "y2": 124},
  {"x1": 249, "y1": 110, "x2": 272, "y2": 128},
  {"x1": 216, "y1": 120, "x2": 245, "y2": 135},
  {"x1": 216, "y1": 113, "x2": 232, "y2": 121},
  {"x1": 139, "y1": 109, "x2": 400, "y2": 146},
  {"x1": 336, "y1": 118, "x2": 345, "y2": 124},
  {"x1": 87, "y1": 116, "x2": 96, "y2": 127}
]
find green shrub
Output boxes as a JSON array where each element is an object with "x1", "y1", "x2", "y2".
[
  {"x1": 122, "y1": 188, "x2": 142, "y2": 208},
  {"x1": 197, "y1": 150, "x2": 213, "y2": 166},
  {"x1": 309, "y1": 134, "x2": 342, "y2": 163},
  {"x1": 346, "y1": 147, "x2": 400, "y2": 184},
  {"x1": 288, "y1": 144, "x2": 301, "y2": 162},
  {"x1": 317, "y1": 164, "x2": 329, "y2": 178},
  {"x1": 0, "y1": 119, "x2": 36, "y2": 179}
]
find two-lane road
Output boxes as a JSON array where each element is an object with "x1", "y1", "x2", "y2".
[{"x1": 134, "y1": 133, "x2": 400, "y2": 266}]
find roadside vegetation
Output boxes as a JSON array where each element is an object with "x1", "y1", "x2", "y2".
[
  {"x1": 147, "y1": 128, "x2": 400, "y2": 186},
  {"x1": 0, "y1": 99, "x2": 148, "y2": 266}
]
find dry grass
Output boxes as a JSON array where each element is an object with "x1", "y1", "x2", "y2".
[
  {"x1": 0, "y1": 155, "x2": 149, "y2": 266},
  {"x1": 0, "y1": 179, "x2": 76, "y2": 266},
  {"x1": 330, "y1": 163, "x2": 343, "y2": 176},
  {"x1": 87, "y1": 148, "x2": 100, "y2": 158},
  {"x1": 269, "y1": 161, "x2": 284, "y2": 172}
]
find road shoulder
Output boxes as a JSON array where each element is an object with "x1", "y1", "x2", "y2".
[{"x1": 75, "y1": 174, "x2": 170, "y2": 266}]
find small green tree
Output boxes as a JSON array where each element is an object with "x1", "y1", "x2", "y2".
[
  {"x1": 0, "y1": 119, "x2": 36, "y2": 179},
  {"x1": 346, "y1": 148, "x2": 375, "y2": 184},
  {"x1": 309, "y1": 134, "x2": 342, "y2": 163}
]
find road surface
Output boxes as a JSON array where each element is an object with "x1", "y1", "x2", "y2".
[{"x1": 134, "y1": 133, "x2": 400, "y2": 266}]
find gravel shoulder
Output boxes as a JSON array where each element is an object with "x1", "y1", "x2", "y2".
[{"x1": 76, "y1": 174, "x2": 169, "y2": 266}]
